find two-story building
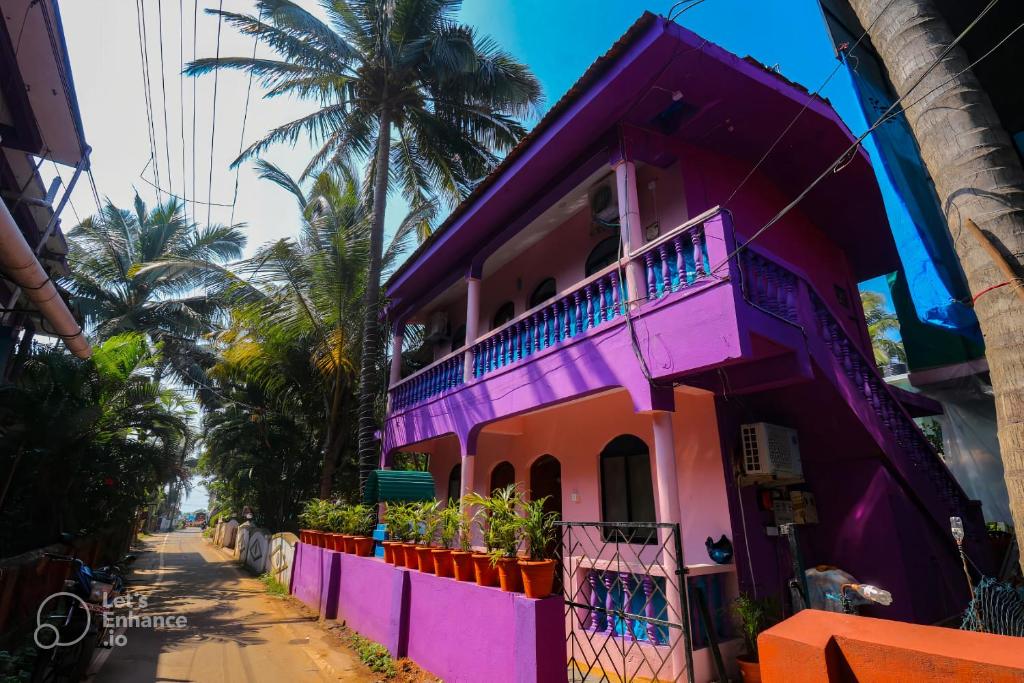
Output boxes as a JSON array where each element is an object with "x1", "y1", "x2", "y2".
[{"x1": 379, "y1": 12, "x2": 987, "y2": 681}]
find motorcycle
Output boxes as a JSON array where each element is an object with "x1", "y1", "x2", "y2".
[{"x1": 30, "y1": 552, "x2": 126, "y2": 683}]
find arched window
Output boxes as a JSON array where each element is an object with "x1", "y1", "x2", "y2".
[
  {"x1": 490, "y1": 461, "x2": 516, "y2": 494},
  {"x1": 447, "y1": 464, "x2": 462, "y2": 502},
  {"x1": 450, "y1": 324, "x2": 466, "y2": 352},
  {"x1": 492, "y1": 301, "x2": 515, "y2": 330},
  {"x1": 600, "y1": 435, "x2": 656, "y2": 543},
  {"x1": 528, "y1": 278, "x2": 557, "y2": 309},
  {"x1": 586, "y1": 236, "x2": 619, "y2": 277}
]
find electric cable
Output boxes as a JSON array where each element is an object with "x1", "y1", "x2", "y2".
[
  {"x1": 179, "y1": 0, "x2": 189, "y2": 226},
  {"x1": 206, "y1": 1, "x2": 226, "y2": 227},
  {"x1": 135, "y1": 0, "x2": 163, "y2": 203},
  {"x1": 229, "y1": 7, "x2": 264, "y2": 228},
  {"x1": 156, "y1": 0, "x2": 175, "y2": 197}
]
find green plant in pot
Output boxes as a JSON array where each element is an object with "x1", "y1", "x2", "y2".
[
  {"x1": 449, "y1": 506, "x2": 476, "y2": 582},
  {"x1": 298, "y1": 499, "x2": 333, "y2": 547},
  {"x1": 349, "y1": 504, "x2": 376, "y2": 557},
  {"x1": 732, "y1": 593, "x2": 779, "y2": 683},
  {"x1": 472, "y1": 484, "x2": 524, "y2": 592},
  {"x1": 382, "y1": 503, "x2": 410, "y2": 565},
  {"x1": 326, "y1": 503, "x2": 348, "y2": 551},
  {"x1": 432, "y1": 500, "x2": 461, "y2": 577},
  {"x1": 518, "y1": 496, "x2": 559, "y2": 598},
  {"x1": 414, "y1": 500, "x2": 442, "y2": 573},
  {"x1": 462, "y1": 491, "x2": 500, "y2": 587}
]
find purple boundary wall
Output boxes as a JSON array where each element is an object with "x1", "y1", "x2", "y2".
[{"x1": 291, "y1": 543, "x2": 567, "y2": 683}]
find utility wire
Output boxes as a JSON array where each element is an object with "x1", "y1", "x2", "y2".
[
  {"x1": 191, "y1": 1, "x2": 199, "y2": 226},
  {"x1": 156, "y1": 0, "x2": 175, "y2": 197},
  {"x1": 709, "y1": 0, "x2": 1002, "y2": 275},
  {"x1": 206, "y1": 1, "x2": 225, "y2": 228},
  {"x1": 179, "y1": 0, "x2": 189, "y2": 226},
  {"x1": 135, "y1": 0, "x2": 162, "y2": 203},
  {"x1": 229, "y1": 7, "x2": 263, "y2": 227},
  {"x1": 137, "y1": 174, "x2": 233, "y2": 207}
]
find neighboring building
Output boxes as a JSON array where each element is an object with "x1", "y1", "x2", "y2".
[
  {"x1": 0, "y1": 0, "x2": 91, "y2": 376},
  {"x1": 380, "y1": 13, "x2": 986, "y2": 678},
  {"x1": 817, "y1": 0, "x2": 1021, "y2": 526}
]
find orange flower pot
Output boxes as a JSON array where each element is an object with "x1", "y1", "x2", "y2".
[
  {"x1": 338, "y1": 535, "x2": 351, "y2": 553},
  {"x1": 392, "y1": 543, "x2": 406, "y2": 567},
  {"x1": 311, "y1": 531, "x2": 326, "y2": 547},
  {"x1": 451, "y1": 551, "x2": 474, "y2": 581},
  {"x1": 496, "y1": 557, "x2": 523, "y2": 592},
  {"x1": 737, "y1": 656, "x2": 762, "y2": 683},
  {"x1": 415, "y1": 546, "x2": 435, "y2": 573},
  {"x1": 472, "y1": 553, "x2": 498, "y2": 587},
  {"x1": 330, "y1": 533, "x2": 345, "y2": 551},
  {"x1": 431, "y1": 549, "x2": 453, "y2": 577},
  {"x1": 518, "y1": 559, "x2": 556, "y2": 598},
  {"x1": 354, "y1": 537, "x2": 374, "y2": 557},
  {"x1": 383, "y1": 542, "x2": 395, "y2": 564},
  {"x1": 300, "y1": 530, "x2": 314, "y2": 544},
  {"x1": 402, "y1": 543, "x2": 419, "y2": 568}
]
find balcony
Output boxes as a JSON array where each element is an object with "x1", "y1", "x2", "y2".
[{"x1": 384, "y1": 207, "x2": 781, "y2": 451}]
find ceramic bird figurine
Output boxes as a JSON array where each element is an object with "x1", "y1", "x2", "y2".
[{"x1": 705, "y1": 535, "x2": 733, "y2": 564}]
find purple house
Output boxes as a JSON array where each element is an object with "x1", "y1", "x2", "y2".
[{"x1": 375, "y1": 12, "x2": 984, "y2": 681}]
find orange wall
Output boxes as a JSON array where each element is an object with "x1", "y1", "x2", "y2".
[
  {"x1": 759, "y1": 609, "x2": 1024, "y2": 682},
  {"x1": 423, "y1": 386, "x2": 731, "y2": 566}
]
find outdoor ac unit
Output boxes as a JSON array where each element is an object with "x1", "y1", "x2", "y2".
[
  {"x1": 425, "y1": 311, "x2": 449, "y2": 343},
  {"x1": 588, "y1": 178, "x2": 619, "y2": 224},
  {"x1": 740, "y1": 423, "x2": 802, "y2": 479}
]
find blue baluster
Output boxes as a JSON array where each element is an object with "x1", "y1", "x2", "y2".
[
  {"x1": 692, "y1": 228, "x2": 706, "y2": 278},
  {"x1": 561, "y1": 298, "x2": 570, "y2": 339},
  {"x1": 658, "y1": 244, "x2": 671, "y2": 295},
  {"x1": 609, "y1": 271, "x2": 621, "y2": 318},
  {"x1": 643, "y1": 252, "x2": 657, "y2": 298}
]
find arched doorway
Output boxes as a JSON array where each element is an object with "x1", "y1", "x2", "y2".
[
  {"x1": 599, "y1": 434, "x2": 656, "y2": 543},
  {"x1": 447, "y1": 464, "x2": 461, "y2": 502},
  {"x1": 529, "y1": 455, "x2": 562, "y2": 560},
  {"x1": 490, "y1": 461, "x2": 515, "y2": 493}
]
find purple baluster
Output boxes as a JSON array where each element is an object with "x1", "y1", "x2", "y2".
[
  {"x1": 510, "y1": 323, "x2": 520, "y2": 362},
  {"x1": 587, "y1": 571, "x2": 602, "y2": 630},
  {"x1": 586, "y1": 286, "x2": 597, "y2": 330},
  {"x1": 561, "y1": 298, "x2": 570, "y2": 339},
  {"x1": 621, "y1": 573, "x2": 636, "y2": 641},
  {"x1": 532, "y1": 312, "x2": 541, "y2": 351},
  {"x1": 643, "y1": 252, "x2": 657, "y2": 298},
  {"x1": 573, "y1": 291, "x2": 583, "y2": 335},
  {"x1": 692, "y1": 228, "x2": 706, "y2": 277},
  {"x1": 609, "y1": 271, "x2": 621, "y2": 318},
  {"x1": 674, "y1": 235, "x2": 687, "y2": 288},
  {"x1": 541, "y1": 308, "x2": 550, "y2": 349},
  {"x1": 597, "y1": 277, "x2": 607, "y2": 325},
  {"x1": 658, "y1": 244, "x2": 671, "y2": 294},
  {"x1": 642, "y1": 575, "x2": 658, "y2": 643},
  {"x1": 603, "y1": 572, "x2": 616, "y2": 635}
]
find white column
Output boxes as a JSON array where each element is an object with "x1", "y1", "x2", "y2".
[
  {"x1": 459, "y1": 454, "x2": 476, "y2": 511},
  {"x1": 651, "y1": 410, "x2": 687, "y2": 680},
  {"x1": 463, "y1": 276, "x2": 481, "y2": 380},
  {"x1": 614, "y1": 160, "x2": 646, "y2": 304}
]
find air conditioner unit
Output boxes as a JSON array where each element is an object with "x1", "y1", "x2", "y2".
[
  {"x1": 425, "y1": 311, "x2": 449, "y2": 343},
  {"x1": 588, "y1": 177, "x2": 619, "y2": 224},
  {"x1": 740, "y1": 422, "x2": 802, "y2": 479}
]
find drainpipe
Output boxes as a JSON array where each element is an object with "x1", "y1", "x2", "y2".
[
  {"x1": 0, "y1": 184, "x2": 91, "y2": 359},
  {"x1": 462, "y1": 275, "x2": 481, "y2": 380},
  {"x1": 614, "y1": 160, "x2": 646, "y2": 304}
]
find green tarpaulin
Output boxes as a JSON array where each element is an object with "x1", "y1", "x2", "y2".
[{"x1": 362, "y1": 469, "x2": 435, "y2": 505}]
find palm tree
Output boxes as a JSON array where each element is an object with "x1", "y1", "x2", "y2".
[
  {"x1": 860, "y1": 290, "x2": 906, "y2": 367},
  {"x1": 850, "y1": 0, "x2": 1024, "y2": 570},
  {"x1": 187, "y1": 0, "x2": 542, "y2": 490},
  {"x1": 63, "y1": 195, "x2": 246, "y2": 394},
  {"x1": 212, "y1": 161, "x2": 432, "y2": 497}
]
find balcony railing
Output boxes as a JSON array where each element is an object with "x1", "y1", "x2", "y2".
[{"x1": 388, "y1": 208, "x2": 727, "y2": 411}]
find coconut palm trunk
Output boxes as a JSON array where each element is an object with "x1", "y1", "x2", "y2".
[
  {"x1": 356, "y1": 110, "x2": 393, "y2": 494},
  {"x1": 850, "y1": 0, "x2": 1024, "y2": 568}
]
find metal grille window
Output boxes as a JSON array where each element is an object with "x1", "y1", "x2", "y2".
[{"x1": 600, "y1": 435, "x2": 656, "y2": 544}]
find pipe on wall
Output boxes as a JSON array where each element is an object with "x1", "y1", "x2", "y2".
[{"x1": 0, "y1": 198, "x2": 90, "y2": 358}]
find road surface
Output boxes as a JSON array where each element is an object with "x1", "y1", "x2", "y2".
[{"x1": 92, "y1": 528, "x2": 371, "y2": 682}]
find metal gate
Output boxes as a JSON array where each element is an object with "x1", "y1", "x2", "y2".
[{"x1": 557, "y1": 521, "x2": 695, "y2": 683}]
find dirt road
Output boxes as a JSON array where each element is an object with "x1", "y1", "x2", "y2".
[{"x1": 92, "y1": 528, "x2": 371, "y2": 682}]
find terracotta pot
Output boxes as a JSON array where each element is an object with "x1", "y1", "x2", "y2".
[
  {"x1": 518, "y1": 559, "x2": 556, "y2": 598},
  {"x1": 496, "y1": 557, "x2": 523, "y2": 592},
  {"x1": 415, "y1": 546, "x2": 435, "y2": 573},
  {"x1": 431, "y1": 549, "x2": 453, "y2": 577},
  {"x1": 737, "y1": 656, "x2": 762, "y2": 683},
  {"x1": 450, "y1": 551, "x2": 474, "y2": 581},
  {"x1": 383, "y1": 542, "x2": 395, "y2": 564},
  {"x1": 299, "y1": 529, "x2": 314, "y2": 544},
  {"x1": 392, "y1": 543, "x2": 406, "y2": 567},
  {"x1": 339, "y1": 535, "x2": 353, "y2": 553},
  {"x1": 471, "y1": 553, "x2": 498, "y2": 587},
  {"x1": 354, "y1": 537, "x2": 374, "y2": 557},
  {"x1": 329, "y1": 533, "x2": 345, "y2": 552},
  {"x1": 311, "y1": 531, "x2": 325, "y2": 547},
  {"x1": 402, "y1": 543, "x2": 419, "y2": 568}
]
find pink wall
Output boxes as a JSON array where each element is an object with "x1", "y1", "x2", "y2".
[{"x1": 423, "y1": 387, "x2": 731, "y2": 567}]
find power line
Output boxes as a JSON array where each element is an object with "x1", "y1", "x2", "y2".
[
  {"x1": 137, "y1": 173, "x2": 233, "y2": 208},
  {"x1": 179, "y1": 0, "x2": 188, "y2": 226},
  {"x1": 191, "y1": 1, "x2": 199, "y2": 227},
  {"x1": 229, "y1": 7, "x2": 263, "y2": 227},
  {"x1": 206, "y1": 1, "x2": 225, "y2": 228},
  {"x1": 156, "y1": 0, "x2": 175, "y2": 197},
  {"x1": 709, "y1": 0, "x2": 1002, "y2": 274},
  {"x1": 135, "y1": 0, "x2": 162, "y2": 203}
]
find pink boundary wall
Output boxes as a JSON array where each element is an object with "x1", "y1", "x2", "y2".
[{"x1": 291, "y1": 543, "x2": 567, "y2": 683}]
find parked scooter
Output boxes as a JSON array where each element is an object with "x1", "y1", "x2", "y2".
[{"x1": 30, "y1": 552, "x2": 126, "y2": 682}]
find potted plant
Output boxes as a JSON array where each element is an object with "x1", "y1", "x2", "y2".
[
  {"x1": 732, "y1": 593, "x2": 778, "y2": 683},
  {"x1": 462, "y1": 492, "x2": 499, "y2": 587},
  {"x1": 488, "y1": 485, "x2": 524, "y2": 592},
  {"x1": 518, "y1": 496, "x2": 559, "y2": 598},
  {"x1": 450, "y1": 508, "x2": 475, "y2": 581},
  {"x1": 299, "y1": 499, "x2": 332, "y2": 547},
  {"x1": 382, "y1": 503, "x2": 408, "y2": 566},
  {"x1": 326, "y1": 503, "x2": 347, "y2": 552},
  {"x1": 432, "y1": 500, "x2": 460, "y2": 577},
  {"x1": 351, "y1": 504, "x2": 376, "y2": 557},
  {"x1": 414, "y1": 501, "x2": 441, "y2": 573}
]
